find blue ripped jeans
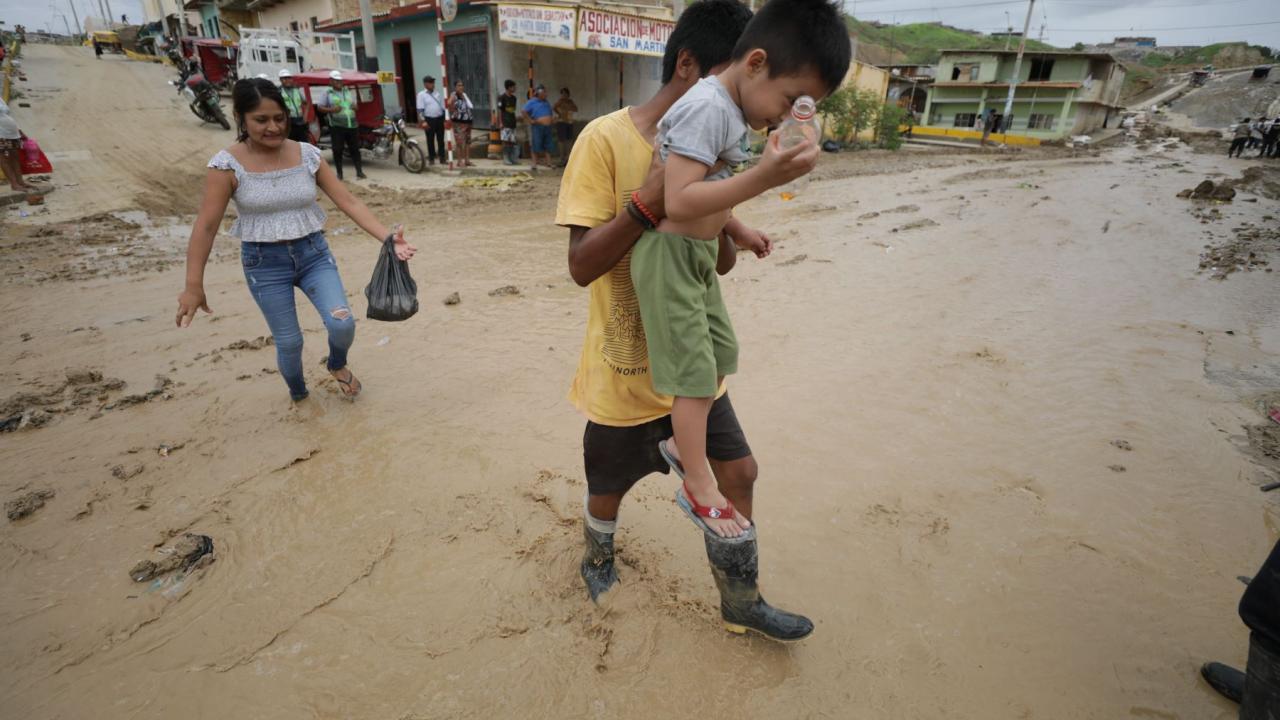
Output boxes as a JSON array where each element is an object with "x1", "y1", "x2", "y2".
[{"x1": 241, "y1": 231, "x2": 355, "y2": 400}]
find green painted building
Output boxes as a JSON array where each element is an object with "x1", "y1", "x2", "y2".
[{"x1": 923, "y1": 49, "x2": 1126, "y2": 139}]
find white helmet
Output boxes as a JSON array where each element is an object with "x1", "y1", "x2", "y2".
[
  {"x1": 328, "y1": 70, "x2": 343, "y2": 81},
  {"x1": 278, "y1": 68, "x2": 293, "y2": 79}
]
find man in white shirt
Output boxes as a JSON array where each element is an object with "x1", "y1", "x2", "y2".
[{"x1": 416, "y1": 75, "x2": 446, "y2": 166}]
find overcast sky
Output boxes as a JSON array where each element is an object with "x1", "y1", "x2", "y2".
[
  {"x1": 847, "y1": 0, "x2": 1278, "y2": 49},
  {"x1": 1, "y1": 0, "x2": 146, "y2": 35},
  {"x1": 3, "y1": 0, "x2": 1277, "y2": 49}
]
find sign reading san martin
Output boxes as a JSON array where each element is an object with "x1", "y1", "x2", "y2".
[
  {"x1": 497, "y1": 4, "x2": 577, "y2": 50},
  {"x1": 575, "y1": 8, "x2": 674, "y2": 57}
]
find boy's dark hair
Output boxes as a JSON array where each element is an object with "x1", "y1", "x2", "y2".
[
  {"x1": 732, "y1": 0, "x2": 851, "y2": 93},
  {"x1": 505, "y1": 79, "x2": 516, "y2": 89},
  {"x1": 661, "y1": 0, "x2": 753, "y2": 84},
  {"x1": 423, "y1": 75, "x2": 434, "y2": 83}
]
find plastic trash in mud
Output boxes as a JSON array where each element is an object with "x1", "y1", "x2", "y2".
[{"x1": 129, "y1": 533, "x2": 215, "y2": 582}]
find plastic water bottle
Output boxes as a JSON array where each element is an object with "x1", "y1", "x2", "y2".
[{"x1": 776, "y1": 96, "x2": 818, "y2": 201}]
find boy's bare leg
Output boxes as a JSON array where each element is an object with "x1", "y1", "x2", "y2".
[{"x1": 671, "y1": 394, "x2": 751, "y2": 537}]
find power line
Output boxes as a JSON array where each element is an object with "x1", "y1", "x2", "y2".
[
  {"x1": 854, "y1": 0, "x2": 1025, "y2": 15},
  {"x1": 1035, "y1": 19, "x2": 1280, "y2": 31}
]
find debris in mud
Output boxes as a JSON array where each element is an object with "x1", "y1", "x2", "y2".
[
  {"x1": 157, "y1": 442, "x2": 185, "y2": 457},
  {"x1": 104, "y1": 375, "x2": 173, "y2": 409},
  {"x1": 1236, "y1": 166, "x2": 1280, "y2": 201},
  {"x1": 779, "y1": 254, "x2": 808, "y2": 267},
  {"x1": 1111, "y1": 439, "x2": 1133, "y2": 451},
  {"x1": 1107, "y1": 464, "x2": 1127, "y2": 473},
  {"x1": 6, "y1": 489, "x2": 55, "y2": 521},
  {"x1": 1101, "y1": 221, "x2": 1111, "y2": 234},
  {"x1": 858, "y1": 211, "x2": 880, "y2": 220},
  {"x1": 1180, "y1": 179, "x2": 1237, "y2": 202},
  {"x1": 893, "y1": 219, "x2": 939, "y2": 233},
  {"x1": 223, "y1": 336, "x2": 273, "y2": 351},
  {"x1": 1198, "y1": 223, "x2": 1278, "y2": 279},
  {"x1": 444, "y1": 291, "x2": 461, "y2": 306},
  {"x1": 489, "y1": 285, "x2": 521, "y2": 297},
  {"x1": 112, "y1": 463, "x2": 145, "y2": 480},
  {"x1": 0, "y1": 408, "x2": 52, "y2": 433},
  {"x1": 129, "y1": 533, "x2": 215, "y2": 582},
  {"x1": 1245, "y1": 423, "x2": 1280, "y2": 463},
  {"x1": 66, "y1": 368, "x2": 101, "y2": 385}
]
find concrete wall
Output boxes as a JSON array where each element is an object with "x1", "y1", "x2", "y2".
[{"x1": 256, "y1": 0, "x2": 336, "y2": 31}]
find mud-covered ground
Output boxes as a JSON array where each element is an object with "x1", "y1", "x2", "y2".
[{"x1": 3, "y1": 43, "x2": 1280, "y2": 719}]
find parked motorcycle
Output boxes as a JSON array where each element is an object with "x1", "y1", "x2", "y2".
[
  {"x1": 169, "y1": 65, "x2": 230, "y2": 131},
  {"x1": 364, "y1": 113, "x2": 426, "y2": 174}
]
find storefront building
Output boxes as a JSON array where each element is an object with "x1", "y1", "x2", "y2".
[{"x1": 318, "y1": 0, "x2": 673, "y2": 129}]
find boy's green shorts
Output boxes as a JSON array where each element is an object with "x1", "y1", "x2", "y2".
[{"x1": 630, "y1": 230, "x2": 738, "y2": 397}]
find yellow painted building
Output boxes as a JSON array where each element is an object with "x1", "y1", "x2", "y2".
[{"x1": 822, "y1": 59, "x2": 890, "y2": 142}]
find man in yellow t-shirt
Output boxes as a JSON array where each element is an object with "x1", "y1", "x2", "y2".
[{"x1": 555, "y1": 0, "x2": 814, "y2": 642}]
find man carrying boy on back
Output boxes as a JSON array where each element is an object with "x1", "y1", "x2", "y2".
[
  {"x1": 556, "y1": 0, "x2": 827, "y2": 641},
  {"x1": 632, "y1": 0, "x2": 850, "y2": 541}
]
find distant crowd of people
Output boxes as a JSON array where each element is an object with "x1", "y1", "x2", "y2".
[
  {"x1": 1228, "y1": 117, "x2": 1280, "y2": 158},
  {"x1": 415, "y1": 76, "x2": 579, "y2": 169}
]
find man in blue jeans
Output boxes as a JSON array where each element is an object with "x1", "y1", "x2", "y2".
[{"x1": 522, "y1": 84, "x2": 555, "y2": 170}]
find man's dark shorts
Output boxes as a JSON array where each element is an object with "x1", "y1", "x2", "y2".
[{"x1": 583, "y1": 392, "x2": 751, "y2": 496}]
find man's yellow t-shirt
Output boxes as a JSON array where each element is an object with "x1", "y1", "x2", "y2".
[{"x1": 555, "y1": 108, "x2": 724, "y2": 427}]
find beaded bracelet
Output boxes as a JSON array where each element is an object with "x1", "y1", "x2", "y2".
[
  {"x1": 630, "y1": 191, "x2": 660, "y2": 227},
  {"x1": 625, "y1": 200, "x2": 654, "y2": 229}
]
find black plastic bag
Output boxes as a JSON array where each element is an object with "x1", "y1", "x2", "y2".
[{"x1": 364, "y1": 235, "x2": 419, "y2": 321}]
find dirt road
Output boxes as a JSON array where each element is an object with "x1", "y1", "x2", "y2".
[{"x1": 2, "y1": 43, "x2": 1279, "y2": 719}]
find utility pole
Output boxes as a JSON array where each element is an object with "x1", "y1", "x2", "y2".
[
  {"x1": 358, "y1": 0, "x2": 377, "y2": 71},
  {"x1": 1000, "y1": 0, "x2": 1035, "y2": 134},
  {"x1": 96, "y1": 0, "x2": 106, "y2": 28},
  {"x1": 1003, "y1": 11, "x2": 1011, "y2": 51},
  {"x1": 67, "y1": 0, "x2": 81, "y2": 37},
  {"x1": 104, "y1": 0, "x2": 114, "y2": 27}
]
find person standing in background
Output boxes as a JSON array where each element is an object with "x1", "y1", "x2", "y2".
[
  {"x1": 317, "y1": 71, "x2": 365, "y2": 180},
  {"x1": 498, "y1": 79, "x2": 520, "y2": 166},
  {"x1": 446, "y1": 80, "x2": 475, "y2": 167},
  {"x1": 521, "y1": 84, "x2": 555, "y2": 170},
  {"x1": 278, "y1": 69, "x2": 311, "y2": 143},
  {"x1": 553, "y1": 87, "x2": 579, "y2": 167},
  {"x1": 0, "y1": 97, "x2": 36, "y2": 193},
  {"x1": 1229, "y1": 118, "x2": 1251, "y2": 158},
  {"x1": 416, "y1": 75, "x2": 445, "y2": 166},
  {"x1": 1258, "y1": 117, "x2": 1278, "y2": 158}
]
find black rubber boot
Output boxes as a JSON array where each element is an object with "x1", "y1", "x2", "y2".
[
  {"x1": 581, "y1": 523, "x2": 619, "y2": 603},
  {"x1": 704, "y1": 530, "x2": 813, "y2": 642},
  {"x1": 1241, "y1": 632, "x2": 1280, "y2": 719},
  {"x1": 1201, "y1": 662, "x2": 1245, "y2": 704}
]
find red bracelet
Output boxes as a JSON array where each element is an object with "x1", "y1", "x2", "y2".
[{"x1": 630, "y1": 191, "x2": 660, "y2": 226}]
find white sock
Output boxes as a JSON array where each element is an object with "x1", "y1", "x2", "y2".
[{"x1": 583, "y1": 494, "x2": 617, "y2": 535}]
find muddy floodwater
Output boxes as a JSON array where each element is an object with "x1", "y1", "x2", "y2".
[{"x1": 2, "y1": 44, "x2": 1279, "y2": 719}]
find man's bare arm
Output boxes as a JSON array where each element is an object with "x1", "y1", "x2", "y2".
[{"x1": 567, "y1": 155, "x2": 666, "y2": 286}]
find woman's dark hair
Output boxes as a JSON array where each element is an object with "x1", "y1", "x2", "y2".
[
  {"x1": 661, "y1": 0, "x2": 753, "y2": 84},
  {"x1": 232, "y1": 78, "x2": 288, "y2": 142}
]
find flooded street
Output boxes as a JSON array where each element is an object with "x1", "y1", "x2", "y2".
[{"x1": 2, "y1": 44, "x2": 1278, "y2": 718}]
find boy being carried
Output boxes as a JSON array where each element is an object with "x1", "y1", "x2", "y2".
[{"x1": 629, "y1": 0, "x2": 850, "y2": 538}]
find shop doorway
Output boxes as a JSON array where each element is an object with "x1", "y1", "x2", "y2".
[
  {"x1": 443, "y1": 30, "x2": 491, "y2": 127},
  {"x1": 394, "y1": 38, "x2": 416, "y2": 124}
]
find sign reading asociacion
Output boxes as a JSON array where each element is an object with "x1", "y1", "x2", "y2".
[{"x1": 576, "y1": 8, "x2": 674, "y2": 57}]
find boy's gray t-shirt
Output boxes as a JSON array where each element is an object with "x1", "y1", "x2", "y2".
[{"x1": 657, "y1": 76, "x2": 749, "y2": 181}]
